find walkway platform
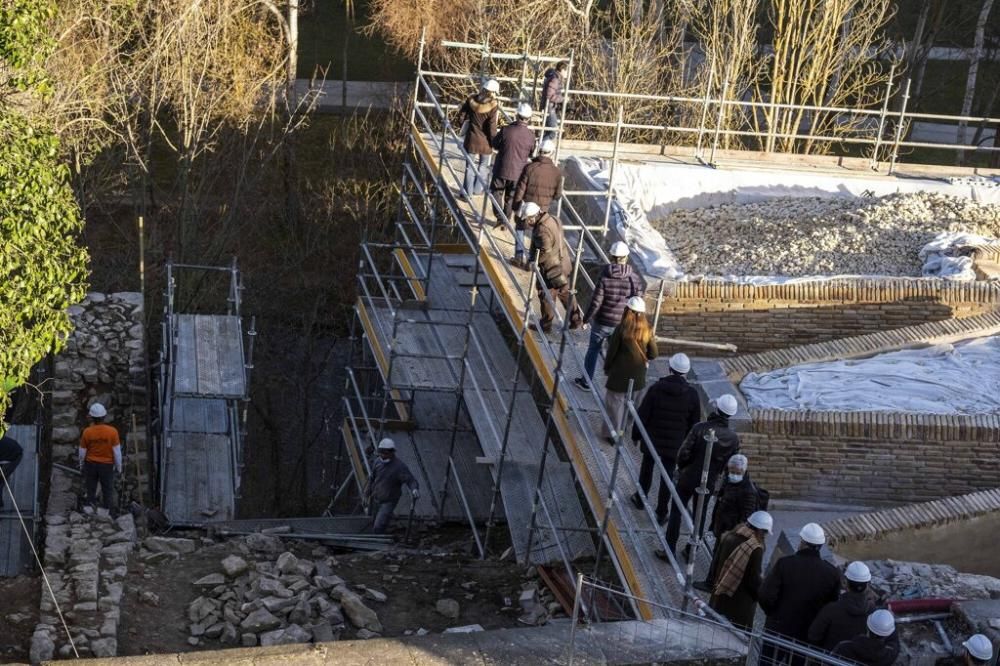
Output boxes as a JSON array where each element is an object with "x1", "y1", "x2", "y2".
[
  {"x1": 172, "y1": 314, "x2": 246, "y2": 398},
  {"x1": 0, "y1": 424, "x2": 39, "y2": 577},
  {"x1": 418, "y1": 129, "x2": 712, "y2": 615},
  {"x1": 352, "y1": 257, "x2": 594, "y2": 564}
]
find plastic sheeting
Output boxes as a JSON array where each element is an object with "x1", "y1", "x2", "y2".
[
  {"x1": 919, "y1": 231, "x2": 997, "y2": 280},
  {"x1": 739, "y1": 336, "x2": 1000, "y2": 414},
  {"x1": 567, "y1": 156, "x2": 1000, "y2": 283}
]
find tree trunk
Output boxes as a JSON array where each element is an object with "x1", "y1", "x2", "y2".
[
  {"x1": 958, "y1": 0, "x2": 995, "y2": 164},
  {"x1": 912, "y1": 1, "x2": 947, "y2": 101}
]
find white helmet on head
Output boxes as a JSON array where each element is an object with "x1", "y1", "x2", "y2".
[
  {"x1": 483, "y1": 78, "x2": 500, "y2": 93},
  {"x1": 520, "y1": 201, "x2": 541, "y2": 218},
  {"x1": 668, "y1": 353, "x2": 690, "y2": 374},
  {"x1": 866, "y1": 609, "x2": 895, "y2": 638},
  {"x1": 625, "y1": 296, "x2": 646, "y2": 313},
  {"x1": 799, "y1": 522, "x2": 826, "y2": 546},
  {"x1": 715, "y1": 394, "x2": 738, "y2": 417},
  {"x1": 728, "y1": 453, "x2": 748, "y2": 471},
  {"x1": 609, "y1": 241, "x2": 630, "y2": 258},
  {"x1": 963, "y1": 634, "x2": 994, "y2": 662},
  {"x1": 539, "y1": 139, "x2": 556, "y2": 154},
  {"x1": 747, "y1": 511, "x2": 772, "y2": 533},
  {"x1": 516, "y1": 102, "x2": 532, "y2": 118},
  {"x1": 88, "y1": 403, "x2": 107, "y2": 419},
  {"x1": 845, "y1": 561, "x2": 872, "y2": 584},
  {"x1": 377, "y1": 438, "x2": 396, "y2": 452}
]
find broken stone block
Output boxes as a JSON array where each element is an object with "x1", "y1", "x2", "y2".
[
  {"x1": 245, "y1": 533, "x2": 283, "y2": 554},
  {"x1": 30, "y1": 631, "x2": 55, "y2": 663},
  {"x1": 139, "y1": 591, "x2": 160, "y2": 607},
  {"x1": 364, "y1": 588, "x2": 387, "y2": 603},
  {"x1": 295, "y1": 560, "x2": 315, "y2": 578},
  {"x1": 314, "y1": 575, "x2": 345, "y2": 590},
  {"x1": 220, "y1": 623, "x2": 239, "y2": 645},
  {"x1": 221, "y1": 555, "x2": 249, "y2": 578},
  {"x1": 204, "y1": 623, "x2": 226, "y2": 639},
  {"x1": 308, "y1": 621, "x2": 336, "y2": 643},
  {"x1": 90, "y1": 637, "x2": 116, "y2": 657},
  {"x1": 275, "y1": 552, "x2": 299, "y2": 575},
  {"x1": 260, "y1": 624, "x2": 312, "y2": 647},
  {"x1": 435, "y1": 598, "x2": 460, "y2": 620},
  {"x1": 338, "y1": 589, "x2": 383, "y2": 633},
  {"x1": 144, "y1": 536, "x2": 196, "y2": 555},
  {"x1": 356, "y1": 628, "x2": 380, "y2": 640},
  {"x1": 194, "y1": 573, "x2": 226, "y2": 587},
  {"x1": 239, "y1": 608, "x2": 281, "y2": 633}
]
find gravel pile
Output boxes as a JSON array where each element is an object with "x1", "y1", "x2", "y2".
[{"x1": 653, "y1": 192, "x2": 1000, "y2": 277}]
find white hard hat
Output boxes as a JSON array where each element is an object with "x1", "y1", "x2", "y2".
[
  {"x1": 747, "y1": 511, "x2": 772, "y2": 533},
  {"x1": 715, "y1": 394, "x2": 738, "y2": 417},
  {"x1": 377, "y1": 438, "x2": 396, "y2": 451},
  {"x1": 845, "y1": 561, "x2": 872, "y2": 583},
  {"x1": 728, "y1": 453, "x2": 748, "y2": 471},
  {"x1": 516, "y1": 102, "x2": 532, "y2": 118},
  {"x1": 483, "y1": 78, "x2": 500, "y2": 93},
  {"x1": 866, "y1": 609, "x2": 895, "y2": 637},
  {"x1": 520, "y1": 201, "x2": 541, "y2": 218},
  {"x1": 799, "y1": 522, "x2": 826, "y2": 546},
  {"x1": 625, "y1": 296, "x2": 646, "y2": 313},
  {"x1": 88, "y1": 403, "x2": 107, "y2": 418},
  {"x1": 964, "y1": 634, "x2": 994, "y2": 662},
  {"x1": 609, "y1": 241, "x2": 630, "y2": 258},
  {"x1": 539, "y1": 139, "x2": 556, "y2": 154},
  {"x1": 668, "y1": 353, "x2": 690, "y2": 374}
]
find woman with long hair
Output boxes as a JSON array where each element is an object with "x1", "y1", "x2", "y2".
[{"x1": 602, "y1": 296, "x2": 658, "y2": 443}]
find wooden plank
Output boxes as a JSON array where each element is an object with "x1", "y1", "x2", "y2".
[{"x1": 173, "y1": 315, "x2": 198, "y2": 394}]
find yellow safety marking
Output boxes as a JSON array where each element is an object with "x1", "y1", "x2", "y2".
[
  {"x1": 411, "y1": 124, "x2": 440, "y2": 175},
  {"x1": 355, "y1": 298, "x2": 411, "y2": 423},
  {"x1": 393, "y1": 248, "x2": 426, "y2": 301},
  {"x1": 341, "y1": 421, "x2": 368, "y2": 488}
]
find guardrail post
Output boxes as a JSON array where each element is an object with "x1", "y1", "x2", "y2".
[
  {"x1": 708, "y1": 73, "x2": 730, "y2": 167},
  {"x1": 651, "y1": 279, "x2": 666, "y2": 335},
  {"x1": 888, "y1": 78, "x2": 912, "y2": 175},
  {"x1": 683, "y1": 427, "x2": 717, "y2": 612},
  {"x1": 410, "y1": 28, "x2": 426, "y2": 124},
  {"x1": 603, "y1": 106, "x2": 624, "y2": 237},
  {"x1": 568, "y1": 572, "x2": 585, "y2": 666},
  {"x1": 694, "y1": 59, "x2": 716, "y2": 159},
  {"x1": 870, "y1": 62, "x2": 896, "y2": 171},
  {"x1": 554, "y1": 49, "x2": 575, "y2": 163}
]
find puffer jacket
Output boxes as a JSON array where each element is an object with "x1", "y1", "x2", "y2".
[
  {"x1": 676, "y1": 412, "x2": 741, "y2": 493},
  {"x1": 457, "y1": 93, "x2": 499, "y2": 155},
  {"x1": 541, "y1": 68, "x2": 564, "y2": 110},
  {"x1": 631, "y1": 374, "x2": 701, "y2": 460},
  {"x1": 583, "y1": 263, "x2": 645, "y2": 328},
  {"x1": 808, "y1": 590, "x2": 874, "y2": 650},
  {"x1": 832, "y1": 632, "x2": 900, "y2": 666},
  {"x1": 710, "y1": 474, "x2": 758, "y2": 540},
  {"x1": 530, "y1": 212, "x2": 571, "y2": 288},
  {"x1": 514, "y1": 156, "x2": 562, "y2": 226}
]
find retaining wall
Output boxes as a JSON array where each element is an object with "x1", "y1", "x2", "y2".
[
  {"x1": 741, "y1": 410, "x2": 1000, "y2": 506},
  {"x1": 652, "y1": 279, "x2": 1000, "y2": 355}
]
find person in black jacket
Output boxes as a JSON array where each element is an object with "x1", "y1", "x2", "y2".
[
  {"x1": 574, "y1": 241, "x2": 645, "y2": 389},
  {"x1": 627, "y1": 353, "x2": 700, "y2": 523},
  {"x1": 808, "y1": 561, "x2": 874, "y2": 651},
  {"x1": 759, "y1": 523, "x2": 841, "y2": 663},
  {"x1": 0, "y1": 434, "x2": 23, "y2": 510},
  {"x1": 832, "y1": 610, "x2": 900, "y2": 666},
  {"x1": 660, "y1": 394, "x2": 741, "y2": 559},
  {"x1": 490, "y1": 102, "x2": 535, "y2": 226},
  {"x1": 540, "y1": 61, "x2": 567, "y2": 141},
  {"x1": 709, "y1": 454, "x2": 758, "y2": 541}
]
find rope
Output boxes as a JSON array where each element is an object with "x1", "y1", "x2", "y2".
[{"x1": 0, "y1": 462, "x2": 80, "y2": 658}]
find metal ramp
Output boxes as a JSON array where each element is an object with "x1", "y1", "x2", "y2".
[
  {"x1": 0, "y1": 424, "x2": 39, "y2": 577},
  {"x1": 157, "y1": 260, "x2": 252, "y2": 525}
]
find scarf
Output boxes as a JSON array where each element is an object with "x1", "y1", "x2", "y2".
[{"x1": 713, "y1": 523, "x2": 763, "y2": 598}]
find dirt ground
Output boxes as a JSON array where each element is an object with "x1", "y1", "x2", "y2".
[
  {"x1": 117, "y1": 531, "x2": 528, "y2": 657},
  {"x1": 0, "y1": 575, "x2": 40, "y2": 663}
]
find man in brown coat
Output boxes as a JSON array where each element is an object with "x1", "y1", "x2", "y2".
[
  {"x1": 709, "y1": 511, "x2": 772, "y2": 629},
  {"x1": 527, "y1": 203, "x2": 582, "y2": 333},
  {"x1": 511, "y1": 139, "x2": 562, "y2": 267},
  {"x1": 491, "y1": 102, "x2": 535, "y2": 227},
  {"x1": 456, "y1": 78, "x2": 500, "y2": 196}
]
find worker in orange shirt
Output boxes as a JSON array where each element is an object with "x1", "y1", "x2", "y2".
[{"x1": 78, "y1": 403, "x2": 122, "y2": 514}]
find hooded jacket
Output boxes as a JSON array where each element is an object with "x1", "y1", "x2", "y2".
[
  {"x1": 603, "y1": 325, "x2": 657, "y2": 393},
  {"x1": 584, "y1": 263, "x2": 646, "y2": 328},
  {"x1": 491, "y1": 119, "x2": 535, "y2": 182},
  {"x1": 541, "y1": 68, "x2": 564, "y2": 110},
  {"x1": 514, "y1": 156, "x2": 562, "y2": 225},
  {"x1": 631, "y1": 374, "x2": 701, "y2": 461},
  {"x1": 808, "y1": 589, "x2": 874, "y2": 650},
  {"x1": 711, "y1": 474, "x2": 758, "y2": 539},
  {"x1": 832, "y1": 632, "x2": 901, "y2": 666},
  {"x1": 365, "y1": 456, "x2": 418, "y2": 504},
  {"x1": 758, "y1": 547, "x2": 841, "y2": 642},
  {"x1": 457, "y1": 93, "x2": 499, "y2": 155},
  {"x1": 676, "y1": 412, "x2": 740, "y2": 492},
  {"x1": 530, "y1": 212, "x2": 572, "y2": 288}
]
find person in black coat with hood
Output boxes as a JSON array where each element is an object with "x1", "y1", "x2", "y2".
[
  {"x1": 627, "y1": 353, "x2": 700, "y2": 523},
  {"x1": 661, "y1": 394, "x2": 741, "y2": 558},
  {"x1": 832, "y1": 610, "x2": 900, "y2": 666},
  {"x1": 808, "y1": 561, "x2": 875, "y2": 651}
]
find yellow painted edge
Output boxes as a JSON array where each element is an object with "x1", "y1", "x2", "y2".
[
  {"x1": 393, "y1": 248, "x2": 427, "y2": 301},
  {"x1": 411, "y1": 123, "x2": 440, "y2": 175},
  {"x1": 341, "y1": 421, "x2": 368, "y2": 488},
  {"x1": 354, "y1": 298, "x2": 411, "y2": 423},
  {"x1": 476, "y1": 245, "x2": 654, "y2": 620}
]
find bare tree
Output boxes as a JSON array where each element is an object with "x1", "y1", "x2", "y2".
[{"x1": 957, "y1": 0, "x2": 995, "y2": 163}]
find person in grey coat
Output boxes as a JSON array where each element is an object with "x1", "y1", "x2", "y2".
[
  {"x1": 364, "y1": 438, "x2": 419, "y2": 533},
  {"x1": 491, "y1": 103, "x2": 536, "y2": 225}
]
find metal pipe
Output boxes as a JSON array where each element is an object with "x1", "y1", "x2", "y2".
[
  {"x1": 683, "y1": 428, "x2": 717, "y2": 611},
  {"x1": 870, "y1": 63, "x2": 896, "y2": 171},
  {"x1": 567, "y1": 572, "x2": 585, "y2": 666},
  {"x1": 656, "y1": 336, "x2": 737, "y2": 352},
  {"x1": 603, "y1": 106, "x2": 623, "y2": 236},
  {"x1": 695, "y1": 61, "x2": 716, "y2": 159},
  {"x1": 708, "y1": 73, "x2": 730, "y2": 166},
  {"x1": 889, "y1": 78, "x2": 912, "y2": 175},
  {"x1": 554, "y1": 50, "x2": 574, "y2": 162},
  {"x1": 651, "y1": 280, "x2": 666, "y2": 334}
]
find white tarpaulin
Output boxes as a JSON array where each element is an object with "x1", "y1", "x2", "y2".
[
  {"x1": 568, "y1": 156, "x2": 1000, "y2": 283},
  {"x1": 739, "y1": 336, "x2": 1000, "y2": 414}
]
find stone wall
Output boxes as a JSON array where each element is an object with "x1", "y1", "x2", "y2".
[
  {"x1": 651, "y1": 279, "x2": 1000, "y2": 355},
  {"x1": 30, "y1": 292, "x2": 148, "y2": 661},
  {"x1": 742, "y1": 410, "x2": 1000, "y2": 506}
]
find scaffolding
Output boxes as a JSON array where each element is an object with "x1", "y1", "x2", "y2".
[{"x1": 156, "y1": 259, "x2": 254, "y2": 525}]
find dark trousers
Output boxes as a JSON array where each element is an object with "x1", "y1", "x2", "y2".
[
  {"x1": 537, "y1": 282, "x2": 582, "y2": 332},
  {"x1": 490, "y1": 176, "x2": 516, "y2": 226},
  {"x1": 665, "y1": 479, "x2": 712, "y2": 555},
  {"x1": 84, "y1": 461, "x2": 115, "y2": 511},
  {"x1": 637, "y1": 452, "x2": 675, "y2": 524}
]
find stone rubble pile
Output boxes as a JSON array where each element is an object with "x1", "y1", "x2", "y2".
[
  {"x1": 866, "y1": 559, "x2": 1000, "y2": 601},
  {"x1": 653, "y1": 192, "x2": 1000, "y2": 277},
  {"x1": 156, "y1": 534, "x2": 386, "y2": 649},
  {"x1": 29, "y1": 511, "x2": 137, "y2": 662}
]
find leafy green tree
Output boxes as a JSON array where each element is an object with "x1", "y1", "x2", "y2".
[{"x1": 0, "y1": 0, "x2": 89, "y2": 417}]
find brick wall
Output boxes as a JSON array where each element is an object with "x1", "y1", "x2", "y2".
[
  {"x1": 653, "y1": 279, "x2": 1000, "y2": 355},
  {"x1": 742, "y1": 410, "x2": 1000, "y2": 506}
]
